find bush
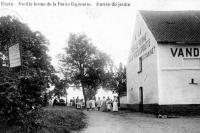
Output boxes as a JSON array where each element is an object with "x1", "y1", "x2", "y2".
[
  {"x1": 0, "y1": 15, "x2": 55, "y2": 133},
  {"x1": 0, "y1": 106, "x2": 88, "y2": 133},
  {"x1": 58, "y1": 99, "x2": 66, "y2": 106},
  {"x1": 53, "y1": 99, "x2": 66, "y2": 106},
  {"x1": 0, "y1": 76, "x2": 46, "y2": 132}
]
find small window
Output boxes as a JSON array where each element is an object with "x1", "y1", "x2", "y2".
[{"x1": 138, "y1": 57, "x2": 142, "y2": 73}]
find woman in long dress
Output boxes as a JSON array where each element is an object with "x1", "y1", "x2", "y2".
[
  {"x1": 106, "y1": 97, "x2": 111, "y2": 111},
  {"x1": 100, "y1": 96, "x2": 107, "y2": 112},
  {"x1": 113, "y1": 96, "x2": 118, "y2": 112},
  {"x1": 96, "y1": 97, "x2": 101, "y2": 111},
  {"x1": 86, "y1": 98, "x2": 90, "y2": 111},
  {"x1": 91, "y1": 97, "x2": 96, "y2": 110}
]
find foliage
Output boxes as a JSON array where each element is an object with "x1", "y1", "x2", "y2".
[
  {"x1": 41, "y1": 107, "x2": 87, "y2": 133},
  {"x1": 106, "y1": 63, "x2": 127, "y2": 96},
  {"x1": 53, "y1": 98, "x2": 66, "y2": 106},
  {"x1": 0, "y1": 16, "x2": 55, "y2": 132},
  {"x1": 0, "y1": 107, "x2": 87, "y2": 133},
  {"x1": 50, "y1": 74, "x2": 68, "y2": 99},
  {"x1": 0, "y1": 77, "x2": 46, "y2": 132},
  {"x1": 58, "y1": 33, "x2": 113, "y2": 100}
]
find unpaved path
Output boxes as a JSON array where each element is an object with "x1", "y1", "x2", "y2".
[{"x1": 74, "y1": 110, "x2": 200, "y2": 133}]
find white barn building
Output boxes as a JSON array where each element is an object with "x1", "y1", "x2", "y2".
[{"x1": 126, "y1": 11, "x2": 200, "y2": 115}]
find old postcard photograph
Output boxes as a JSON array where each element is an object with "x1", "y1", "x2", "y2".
[{"x1": 0, "y1": 0, "x2": 200, "y2": 133}]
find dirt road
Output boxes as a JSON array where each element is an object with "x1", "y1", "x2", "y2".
[{"x1": 74, "y1": 110, "x2": 200, "y2": 133}]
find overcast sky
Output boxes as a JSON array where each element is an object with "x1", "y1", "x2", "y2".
[{"x1": 1, "y1": 0, "x2": 200, "y2": 69}]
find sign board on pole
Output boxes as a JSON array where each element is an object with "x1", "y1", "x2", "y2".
[{"x1": 9, "y1": 43, "x2": 21, "y2": 68}]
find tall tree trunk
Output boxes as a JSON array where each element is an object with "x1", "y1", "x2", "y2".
[{"x1": 117, "y1": 92, "x2": 120, "y2": 108}]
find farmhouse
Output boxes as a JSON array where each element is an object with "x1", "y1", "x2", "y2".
[{"x1": 126, "y1": 11, "x2": 200, "y2": 115}]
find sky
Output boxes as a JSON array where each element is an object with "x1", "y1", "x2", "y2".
[
  {"x1": 0, "y1": 0, "x2": 135, "y2": 68},
  {"x1": 1, "y1": 0, "x2": 200, "y2": 100},
  {"x1": 1, "y1": 0, "x2": 200, "y2": 67}
]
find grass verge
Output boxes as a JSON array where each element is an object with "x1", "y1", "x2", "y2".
[
  {"x1": 0, "y1": 106, "x2": 88, "y2": 133},
  {"x1": 41, "y1": 106, "x2": 87, "y2": 133}
]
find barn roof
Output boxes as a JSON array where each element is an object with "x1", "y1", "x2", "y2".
[{"x1": 140, "y1": 10, "x2": 200, "y2": 43}]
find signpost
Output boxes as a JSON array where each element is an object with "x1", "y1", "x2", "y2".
[{"x1": 8, "y1": 43, "x2": 21, "y2": 68}]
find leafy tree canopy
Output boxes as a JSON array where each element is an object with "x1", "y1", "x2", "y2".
[
  {"x1": 0, "y1": 16, "x2": 54, "y2": 77},
  {"x1": 106, "y1": 63, "x2": 127, "y2": 96},
  {"x1": 0, "y1": 15, "x2": 55, "y2": 131},
  {"x1": 58, "y1": 33, "x2": 113, "y2": 100},
  {"x1": 50, "y1": 74, "x2": 68, "y2": 99}
]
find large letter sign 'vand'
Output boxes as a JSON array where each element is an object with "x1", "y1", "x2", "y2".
[{"x1": 9, "y1": 43, "x2": 21, "y2": 68}]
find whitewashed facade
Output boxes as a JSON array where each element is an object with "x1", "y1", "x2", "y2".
[{"x1": 126, "y1": 11, "x2": 200, "y2": 115}]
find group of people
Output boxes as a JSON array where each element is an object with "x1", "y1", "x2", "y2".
[
  {"x1": 69, "y1": 96, "x2": 119, "y2": 112},
  {"x1": 70, "y1": 96, "x2": 84, "y2": 109},
  {"x1": 86, "y1": 96, "x2": 119, "y2": 112}
]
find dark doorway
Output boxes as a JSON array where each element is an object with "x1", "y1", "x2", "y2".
[{"x1": 139, "y1": 87, "x2": 143, "y2": 112}]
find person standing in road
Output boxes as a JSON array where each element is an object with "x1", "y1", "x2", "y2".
[
  {"x1": 112, "y1": 96, "x2": 118, "y2": 112},
  {"x1": 96, "y1": 97, "x2": 101, "y2": 111},
  {"x1": 106, "y1": 97, "x2": 111, "y2": 112},
  {"x1": 101, "y1": 96, "x2": 107, "y2": 112},
  {"x1": 86, "y1": 98, "x2": 90, "y2": 111},
  {"x1": 76, "y1": 96, "x2": 80, "y2": 109},
  {"x1": 72, "y1": 97, "x2": 75, "y2": 107},
  {"x1": 91, "y1": 96, "x2": 96, "y2": 110}
]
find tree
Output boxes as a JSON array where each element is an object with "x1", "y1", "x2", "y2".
[
  {"x1": 0, "y1": 16, "x2": 55, "y2": 131},
  {"x1": 58, "y1": 33, "x2": 113, "y2": 101},
  {"x1": 107, "y1": 63, "x2": 127, "y2": 96},
  {"x1": 50, "y1": 74, "x2": 68, "y2": 99}
]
